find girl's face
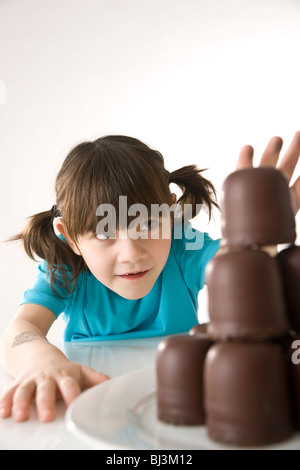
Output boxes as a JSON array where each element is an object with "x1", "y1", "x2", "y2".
[{"x1": 58, "y1": 218, "x2": 172, "y2": 300}]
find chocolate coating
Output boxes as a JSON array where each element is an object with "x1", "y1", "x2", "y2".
[
  {"x1": 277, "y1": 245, "x2": 300, "y2": 334},
  {"x1": 221, "y1": 168, "x2": 296, "y2": 247},
  {"x1": 189, "y1": 322, "x2": 210, "y2": 339},
  {"x1": 156, "y1": 335, "x2": 212, "y2": 425},
  {"x1": 206, "y1": 248, "x2": 290, "y2": 340},
  {"x1": 204, "y1": 342, "x2": 294, "y2": 447}
]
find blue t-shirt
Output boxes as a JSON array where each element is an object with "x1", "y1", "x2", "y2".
[{"x1": 20, "y1": 224, "x2": 220, "y2": 342}]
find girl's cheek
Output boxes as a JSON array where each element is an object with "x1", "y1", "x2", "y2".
[
  {"x1": 151, "y1": 238, "x2": 172, "y2": 262},
  {"x1": 80, "y1": 245, "x2": 111, "y2": 275}
]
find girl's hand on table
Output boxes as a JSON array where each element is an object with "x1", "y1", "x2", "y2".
[
  {"x1": 0, "y1": 360, "x2": 109, "y2": 422},
  {"x1": 235, "y1": 131, "x2": 300, "y2": 215}
]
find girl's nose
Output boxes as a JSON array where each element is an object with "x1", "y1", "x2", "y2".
[{"x1": 117, "y1": 237, "x2": 147, "y2": 264}]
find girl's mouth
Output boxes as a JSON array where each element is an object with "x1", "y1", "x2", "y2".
[{"x1": 118, "y1": 269, "x2": 151, "y2": 280}]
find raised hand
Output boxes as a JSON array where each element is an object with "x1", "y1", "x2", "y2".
[{"x1": 236, "y1": 131, "x2": 300, "y2": 215}]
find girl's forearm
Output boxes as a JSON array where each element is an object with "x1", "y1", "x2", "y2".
[{"x1": 1, "y1": 318, "x2": 68, "y2": 378}]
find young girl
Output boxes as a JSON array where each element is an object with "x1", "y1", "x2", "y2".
[{"x1": 1, "y1": 132, "x2": 300, "y2": 423}]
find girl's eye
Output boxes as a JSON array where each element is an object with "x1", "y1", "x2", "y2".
[
  {"x1": 140, "y1": 219, "x2": 159, "y2": 232},
  {"x1": 96, "y1": 231, "x2": 116, "y2": 240}
]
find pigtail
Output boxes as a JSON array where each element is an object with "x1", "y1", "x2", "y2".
[
  {"x1": 169, "y1": 165, "x2": 219, "y2": 220},
  {"x1": 10, "y1": 211, "x2": 84, "y2": 294}
]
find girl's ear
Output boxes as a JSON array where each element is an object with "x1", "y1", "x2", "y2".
[
  {"x1": 54, "y1": 219, "x2": 82, "y2": 256},
  {"x1": 171, "y1": 192, "x2": 177, "y2": 204}
]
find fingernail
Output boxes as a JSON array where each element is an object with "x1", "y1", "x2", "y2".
[
  {"x1": 14, "y1": 408, "x2": 27, "y2": 421},
  {"x1": 0, "y1": 408, "x2": 8, "y2": 418},
  {"x1": 40, "y1": 409, "x2": 55, "y2": 422},
  {"x1": 271, "y1": 137, "x2": 283, "y2": 151}
]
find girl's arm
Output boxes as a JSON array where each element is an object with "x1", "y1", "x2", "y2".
[{"x1": 0, "y1": 304, "x2": 109, "y2": 422}]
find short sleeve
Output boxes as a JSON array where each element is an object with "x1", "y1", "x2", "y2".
[
  {"x1": 20, "y1": 260, "x2": 73, "y2": 317},
  {"x1": 171, "y1": 222, "x2": 220, "y2": 293}
]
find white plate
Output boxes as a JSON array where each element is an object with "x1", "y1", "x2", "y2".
[{"x1": 65, "y1": 366, "x2": 300, "y2": 450}]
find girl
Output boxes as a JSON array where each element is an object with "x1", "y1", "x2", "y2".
[{"x1": 1, "y1": 133, "x2": 300, "y2": 423}]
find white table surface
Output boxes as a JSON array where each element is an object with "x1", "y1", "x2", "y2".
[{"x1": 0, "y1": 336, "x2": 164, "y2": 450}]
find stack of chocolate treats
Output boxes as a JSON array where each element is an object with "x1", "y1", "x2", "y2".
[
  {"x1": 205, "y1": 167, "x2": 300, "y2": 446},
  {"x1": 156, "y1": 167, "x2": 300, "y2": 447}
]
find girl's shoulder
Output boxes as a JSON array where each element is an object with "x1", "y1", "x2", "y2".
[
  {"x1": 171, "y1": 221, "x2": 220, "y2": 259},
  {"x1": 170, "y1": 222, "x2": 221, "y2": 292}
]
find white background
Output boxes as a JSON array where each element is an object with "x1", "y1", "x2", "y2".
[{"x1": 0, "y1": 0, "x2": 299, "y2": 341}]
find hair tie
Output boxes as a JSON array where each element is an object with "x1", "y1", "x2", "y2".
[
  {"x1": 166, "y1": 170, "x2": 172, "y2": 183},
  {"x1": 50, "y1": 205, "x2": 60, "y2": 218}
]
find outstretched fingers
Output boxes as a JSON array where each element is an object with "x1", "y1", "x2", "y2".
[
  {"x1": 56, "y1": 367, "x2": 109, "y2": 410},
  {"x1": 278, "y1": 131, "x2": 300, "y2": 183},
  {"x1": 0, "y1": 379, "x2": 58, "y2": 422},
  {"x1": 235, "y1": 132, "x2": 300, "y2": 215},
  {"x1": 0, "y1": 380, "x2": 36, "y2": 422},
  {"x1": 259, "y1": 136, "x2": 283, "y2": 168},
  {"x1": 0, "y1": 366, "x2": 111, "y2": 423},
  {"x1": 235, "y1": 145, "x2": 254, "y2": 170},
  {"x1": 290, "y1": 175, "x2": 300, "y2": 215},
  {"x1": 57, "y1": 373, "x2": 81, "y2": 408},
  {"x1": 35, "y1": 379, "x2": 58, "y2": 422},
  {"x1": 0, "y1": 385, "x2": 17, "y2": 419},
  {"x1": 80, "y1": 366, "x2": 110, "y2": 390},
  {"x1": 235, "y1": 132, "x2": 300, "y2": 179}
]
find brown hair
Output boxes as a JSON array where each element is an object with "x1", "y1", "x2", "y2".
[{"x1": 11, "y1": 135, "x2": 218, "y2": 293}]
